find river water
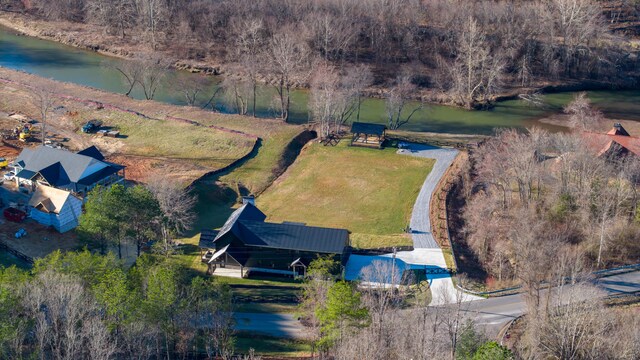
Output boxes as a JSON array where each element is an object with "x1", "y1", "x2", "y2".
[{"x1": 1, "y1": 26, "x2": 640, "y2": 135}]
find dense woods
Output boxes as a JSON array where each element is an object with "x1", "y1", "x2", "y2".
[
  {"x1": 2, "y1": 0, "x2": 639, "y2": 110},
  {"x1": 0, "y1": 251, "x2": 236, "y2": 359},
  {"x1": 457, "y1": 95, "x2": 640, "y2": 290},
  {"x1": 298, "y1": 257, "x2": 640, "y2": 360}
]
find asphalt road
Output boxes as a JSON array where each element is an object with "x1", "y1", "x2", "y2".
[
  {"x1": 232, "y1": 271, "x2": 640, "y2": 339},
  {"x1": 464, "y1": 270, "x2": 640, "y2": 334}
]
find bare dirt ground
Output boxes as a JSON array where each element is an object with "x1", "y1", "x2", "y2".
[
  {"x1": 0, "y1": 218, "x2": 80, "y2": 259},
  {"x1": 0, "y1": 67, "x2": 266, "y2": 185}
]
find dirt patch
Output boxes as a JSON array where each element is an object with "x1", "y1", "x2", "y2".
[
  {"x1": 107, "y1": 154, "x2": 211, "y2": 185},
  {"x1": 0, "y1": 218, "x2": 81, "y2": 259}
]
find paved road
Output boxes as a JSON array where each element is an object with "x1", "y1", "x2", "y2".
[
  {"x1": 464, "y1": 270, "x2": 640, "y2": 334},
  {"x1": 399, "y1": 144, "x2": 458, "y2": 248},
  {"x1": 233, "y1": 270, "x2": 640, "y2": 339}
]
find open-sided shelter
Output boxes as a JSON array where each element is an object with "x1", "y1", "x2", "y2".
[{"x1": 350, "y1": 122, "x2": 387, "y2": 148}]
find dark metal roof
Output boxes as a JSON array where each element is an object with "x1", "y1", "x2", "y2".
[
  {"x1": 77, "y1": 145, "x2": 105, "y2": 161},
  {"x1": 214, "y1": 203, "x2": 267, "y2": 242},
  {"x1": 199, "y1": 229, "x2": 219, "y2": 249},
  {"x1": 237, "y1": 220, "x2": 349, "y2": 254},
  {"x1": 351, "y1": 122, "x2": 387, "y2": 136}
]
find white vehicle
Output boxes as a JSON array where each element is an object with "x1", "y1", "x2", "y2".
[{"x1": 3, "y1": 171, "x2": 15, "y2": 181}]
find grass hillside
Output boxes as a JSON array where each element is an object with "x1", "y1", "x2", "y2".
[{"x1": 257, "y1": 140, "x2": 434, "y2": 248}]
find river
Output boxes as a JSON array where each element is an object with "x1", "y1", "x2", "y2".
[{"x1": 1, "y1": 26, "x2": 640, "y2": 135}]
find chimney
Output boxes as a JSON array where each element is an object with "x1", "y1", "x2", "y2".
[
  {"x1": 242, "y1": 195, "x2": 255, "y2": 206},
  {"x1": 614, "y1": 123, "x2": 622, "y2": 130}
]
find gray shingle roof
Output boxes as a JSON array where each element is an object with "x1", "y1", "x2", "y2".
[
  {"x1": 199, "y1": 229, "x2": 219, "y2": 249},
  {"x1": 14, "y1": 146, "x2": 121, "y2": 186}
]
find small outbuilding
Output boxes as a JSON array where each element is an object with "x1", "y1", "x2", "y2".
[
  {"x1": 28, "y1": 185, "x2": 83, "y2": 233},
  {"x1": 350, "y1": 122, "x2": 387, "y2": 148}
]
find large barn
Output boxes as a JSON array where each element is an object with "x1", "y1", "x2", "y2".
[{"x1": 199, "y1": 203, "x2": 350, "y2": 277}]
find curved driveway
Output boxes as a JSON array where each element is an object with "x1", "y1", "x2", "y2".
[
  {"x1": 345, "y1": 143, "x2": 480, "y2": 305},
  {"x1": 400, "y1": 144, "x2": 458, "y2": 248}
]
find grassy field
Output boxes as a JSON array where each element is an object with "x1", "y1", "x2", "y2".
[
  {"x1": 189, "y1": 126, "x2": 306, "y2": 234},
  {"x1": 257, "y1": 140, "x2": 434, "y2": 248},
  {"x1": 96, "y1": 111, "x2": 255, "y2": 168},
  {"x1": 235, "y1": 332, "x2": 311, "y2": 357}
]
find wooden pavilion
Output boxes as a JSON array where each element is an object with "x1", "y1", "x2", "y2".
[{"x1": 350, "y1": 122, "x2": 387, "y2": 148}]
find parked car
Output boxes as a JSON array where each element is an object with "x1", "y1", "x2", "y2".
[
  {"x1": 0, "y1": 157, "x2": 7, "y2": 168},
  {"x1": 3, "y1": 171, "x2": 15, "y2": 181},
  {"x1": 82, "y1": 119, "x2": 103, "y2": 133}
]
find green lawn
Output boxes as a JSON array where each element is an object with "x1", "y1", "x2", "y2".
[
  {"x1": 89, "y1": 111, "x2": 256, "y2": 169},
  {"x1": 235, "y1": 332, "x2": 311, "y2": 357},
  {"x1": 257, "y1": 140, "x2": 433, "y2": 248}
]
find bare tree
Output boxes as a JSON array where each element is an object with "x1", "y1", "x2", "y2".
[
  {"x1": 385, "y1": 75, "x2": 423, "y2": 130},
  {"x1": 267, "y1": 27, "x2": 310, "y2": 122},
  {"x1": 139, "y1": 0, "x2": 168, "y2": 50},
  {"x1": 309, "y1": 63, "x2": 342, "y2": 138},
  {"x1": 564, "y1": 92, "x2": 603, "y2": 131},
  {"x1": 139, "y1": 57, "x2": 168, "y2": 100},
  {"x1": 222, "y1": 73, "x2": 251, "y2": 115},
  {"x1": 146, "y1": 176, "x2": 196, "y2": 255},
  {"x1": 86, "y1": 0, "x2": 137, "y2": 38},
  {"x1": 108, "y1": 59, "x2": 143, "y2": 97},
  {"x1": 448, "y1": 16, "x2": 505, "y2": 108},
  {"x1": 230, "y1": 18, "x2": 267, "y2": 117},
  {"x1": 342, "y1": 65, "x2": 373, "y2": 123},
  {"x1": 31, "y1": 85, "x2": 56, "y2": 144},
  {"x1": 173, "y1": 73, "x2": 209, "y2": 106}
]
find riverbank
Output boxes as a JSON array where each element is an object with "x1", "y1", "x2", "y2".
[
  {"x1": 1, "y1": 10, "x2": 635, "y2": 110},
  {"x1": 0, "y1": 65, "x2": 305, "y2": 186}
]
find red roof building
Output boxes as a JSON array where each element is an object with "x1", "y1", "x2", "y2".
[{"x1": 584, "y1": 123, "x2": 640, "y2": 159}]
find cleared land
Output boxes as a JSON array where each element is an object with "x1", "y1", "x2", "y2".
[
  {"x1": 258, "y1": 140, "x2": 434, "y2": 248},
  {"x1": 0, "y1": 67, "x2": 303, "y2": 186}
]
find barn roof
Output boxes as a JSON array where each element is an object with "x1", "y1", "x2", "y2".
[
  {"x1": 238, "y1": 220, "x2": 349, "y2": 254},
  {"x1": 213, "y1": 203, "x2": 267, "y2": 242},
  {"x1": 203, "y1": 203, "x2": 349, "y2": 255},
  {"x1": 584, "y1": 124, "x2": 640, "y2": 157},
  {"x1": 350, "y1": 122, "x2": 387, "y2": 136}
]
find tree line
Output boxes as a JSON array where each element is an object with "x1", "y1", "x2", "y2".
[
  {"x1": 457, "y1": 94, "x2": 640, "y2": 290},
  {"x1": 4, "y1": 0, "x2": 638, "y2": 113},
  {"x1": 296, "y1": 255, "x2": 640, "y2": 359},
  {"x1": 0, "y1": 250, "x2": 248, "y2": 359},
  {"x1": 77, "y1": 176, "x2": 195, "y2": 260}
]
